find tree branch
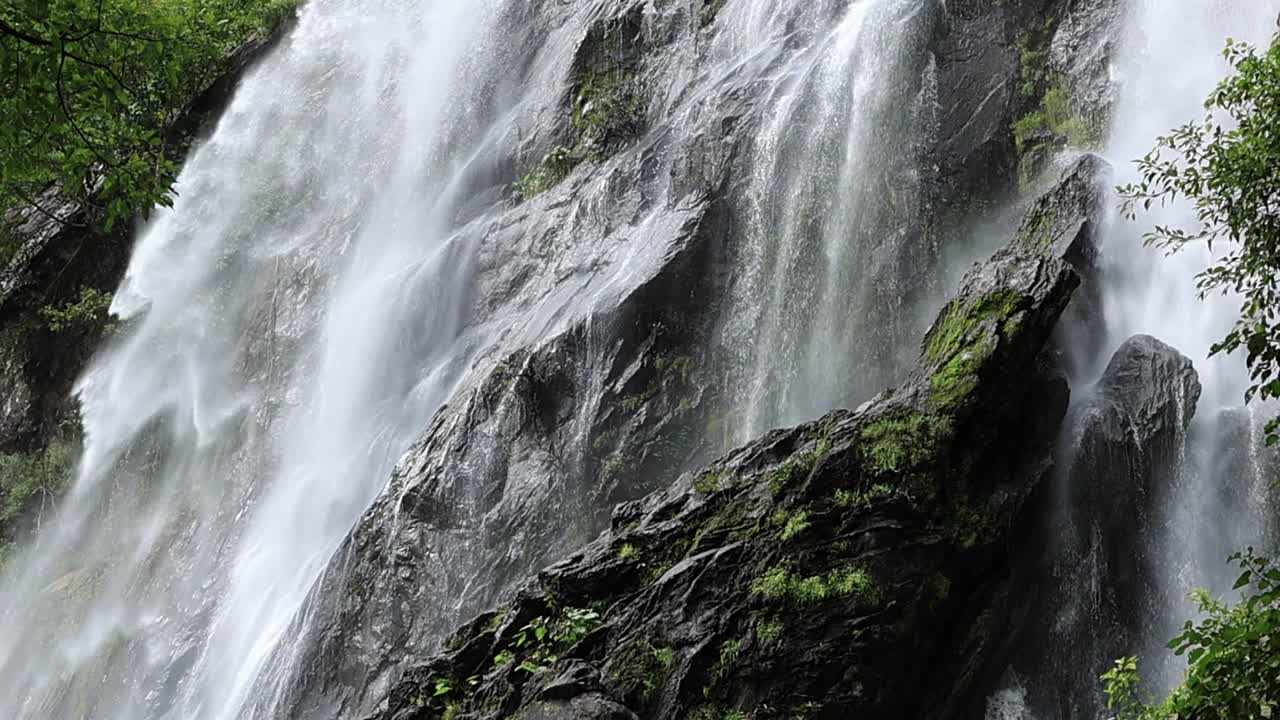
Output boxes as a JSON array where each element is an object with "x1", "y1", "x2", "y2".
[{"x1": 0, "y1": 18, "x2": 51, "y2": 46}]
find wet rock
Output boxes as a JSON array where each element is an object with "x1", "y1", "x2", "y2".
[
  {"x1": 1012, "y1": 333, "x2": 1200, "y2": 719},
  {"x1": 1049, "y1": 0, "x2": 1124, "y2": 125},
  {"x1": 358, "y1": 154, "x2": 1107, "y2": 720}
]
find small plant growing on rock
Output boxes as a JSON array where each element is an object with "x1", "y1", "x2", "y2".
[{"x1": 780, "y1": 511, "x2": 810, "y2": 541}]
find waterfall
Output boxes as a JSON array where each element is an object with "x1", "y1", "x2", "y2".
[
  {"x1": 1103, "y1": 0, "x2": 1280, "y2": 697},
  {"x1": 4, "y1": 0, "x2": 1275, "y2": 717},
  {"x1": 1005, "y1": 1, "x2": 1280, "y2": 717},
  {"x1": 0, "y1": 0, "x2": 946, "y2": 717},
  {"x1": 0, "y1": 0, "x2": 526, "y2": 716},
  {"x1": 716, "y1": 0, "x2": 937, "y2": 441}
]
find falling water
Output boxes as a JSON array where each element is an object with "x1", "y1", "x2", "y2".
[
  {"x1": 1103, "y1": 0, "x2": 1280, "y2": 695},
  {"x1": 1006, "y1": 1, "x2": 1280, "y2": 717},
  {"x1": 0, "y1": 0, "x2": 949, "y2": 716},
  {"x1": 0, "y1": 0, "x2": 527, "y2": 716},
  {"x1": 719, "y1": 0, "x2": 938, "y2": 440}
]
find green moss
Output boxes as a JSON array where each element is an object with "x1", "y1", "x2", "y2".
[
  {"x1": 693, "y1": 467, "x2": 729, "y2": 494},
  {"x1": 924, "y1": 289, "x2": 1024, "y2": 362},
  {"x1": 749, "y1": 565, "x2": 880, "y2": 607},
  {"x1": 514, "y1": 145, "x2": 576, "y2": 200},
  {"x1": 572, "y1": 65, "x2": 644, "y2": 158},
  {"x1": 1022, "y1": 201, "x2": 1059, "y2": 250},
  {"x1": 768, "y1": 430, "x2": 829, "y2": 491},
  {"x1": 928, "y1": 333, "x2": 996, "y2": 411},
  {"x1": 921, "y1": 288, "x2": 1032, "y2": 411},
  {"x1": 618, "y1": 543, "x2": 637, "y2": 560},
  {"x1": 859, "y1": 412, "x2": 950, "y2": 475},
  {"x1": 1013, "y1": 80, "x2": 1096, "y2": 151}
]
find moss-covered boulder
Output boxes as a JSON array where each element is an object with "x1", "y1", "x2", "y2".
[{"x1": 362, "y1": 156, "x2": 1110, "y2": 720}]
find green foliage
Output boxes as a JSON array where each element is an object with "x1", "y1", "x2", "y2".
[
  {"x1": 766, "y1": 423, "x2": 833, "y2": 495},
  {"x1": 618, "y1": 542, "x2": 637, "y2": 560},
  {"x1": 0, "y1": 0, "x2": 298, "y2": 228},
  {"x1": 860, "y1": 412, "x2": 950, "y2": 475},
  {"x1": 1017, "y1": 28, "x2": 1050, "y2": 99},
  {"x1": 514, "y1": 144, "x2": 575, "y2": 201},
  {"x1": 1119, "y1": 35, "x2": 1280, "y2": 444},
  {"x1": 487, "y1": 605, "x2": 602, "y2": 676},
  {"x1": 833, "y1": 482, "x2": 895, "y2": 509},
  {"x1": 750, "y1": 565, "x2": 879, "y2": 607},
  {"x1": 1013, "y1": 80, "x2": 1094, "y2": 151},
  {"x1": 706, "y1": 638, "x2": 741, "y2": 688},
  {"x1": 41, "y1": 286, "x2": 113, "y2": 333},
  {"x1": 571, "y1": 63, "x2": 644, "y2": 158},
  {"x1": 1102, "y1": 549, "x2": 1280, "y2": 720},
  {"x1": 0, "y1": 441, "x2": 76, "y2": 533},
  {"x1": 779, "y1": 510, "x2": 809, "y2": 541},
  {"x1": 756, "y1": 620, "x2": 783, "y2": 645}
]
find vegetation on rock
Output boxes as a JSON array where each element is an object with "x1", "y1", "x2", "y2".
[
  {"x1": 365, "y1": 157, "x2": 1105, "y2": 720},
  {"x1": 515, "y1": 15, "x2": 646, "y2": 200},
  {"x1": 0, "y1": 439, "x2": 76, "y2": 561},
  {"x1": 0, "y1": 0, "x2": 297, "y2": 231}
]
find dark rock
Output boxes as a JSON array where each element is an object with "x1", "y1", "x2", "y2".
[
  {"x1": 357, "y1": 155, "x2": 1107, "y2": 720},
  {"x1": 1012, "y1": 333, "x2": 1201, "y2": 719}
]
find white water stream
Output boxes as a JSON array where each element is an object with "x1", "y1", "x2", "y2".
[
  {"x1": 1, "y1": 0, "x2": 1276, "y2": 718},
  {"x1": 0, "y1": 0, "x2": 508, "y2": 716}
]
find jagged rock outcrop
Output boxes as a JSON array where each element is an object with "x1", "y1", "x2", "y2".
[
  {"x1": 358, "y1": 155, "x2": 1108, "y2": 720},
  {"x1": 245, "y1": 0, "x2": 1121, "y2": 711},
  {"x1": 1012, "y1": 333, "x2": 1201, "y2": 719}
]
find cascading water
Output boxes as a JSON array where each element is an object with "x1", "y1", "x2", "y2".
[
  {"x1": 0, "y1": 0, "x2": 945, "y2": 717},
  {"x1": 1005, "y1": 1, "x2": 1280, "y2": 717},
  {"x1": 1102, "y1": 0, "x2": 1280, "y2": 697},
  {"x1": 0, "y1": 0, "x2": 525, "y2": 716},
  {"x1": 7, "y1": 0, "x2": 1271, "y2": 716},
  {"x1": 717, "y1": 0, "x2": 937, "y2": 440}
]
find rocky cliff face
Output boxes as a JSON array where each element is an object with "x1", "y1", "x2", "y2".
[
  {"x1": 0, "y1": 0, "x2": 1176, "y2": 716},
  {"x1": 248, "y1": 1, "x2": 1132, "y2": 717},
  {"x1": 357, "y1": 154, "x2": 1108, "y2": 720}
]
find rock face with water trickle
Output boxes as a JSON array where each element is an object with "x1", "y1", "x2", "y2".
[
  {"x1": 1011, "y1": 333, "x2": 1201, "y2": 718},
  {"x1": 359, "y1": 156, "x2": 1109, "y2": 720}
]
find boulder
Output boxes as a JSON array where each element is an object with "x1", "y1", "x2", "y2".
[{"x1": 1012, "y1": 333, "x2": 1200, "y2": 719}]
